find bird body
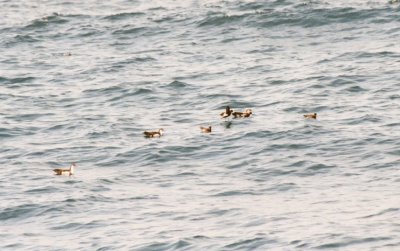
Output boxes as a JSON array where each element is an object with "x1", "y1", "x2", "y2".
[
  {"x1": 53, "y1": 163, "x2": 76, "y2": 176},
  {"x1": 220, "y1": 106, "x2": 233, "y2": 118},
  {"x1": 144, "y1": 128, "x2": 164, "y2": 137},
  {"x1": 200, "y1": 126, "x2": 212, "y2": 133},
  {"x1": 304, "y1": 113, "x2": 317, "y2": 119},
  {"x1": 232, "y1": 109, "x2": 252, "y2": 118}
]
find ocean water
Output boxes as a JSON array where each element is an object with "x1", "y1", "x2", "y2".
[{"x1": 1, "y1": 0, "x2": 400, "y2": 250}]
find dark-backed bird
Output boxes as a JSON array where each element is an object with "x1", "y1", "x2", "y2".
[
  {"x1": 144, "y1": 128, "x2": 164, "y2": 138},
  {"x1": 200, "y1": 126, "x2": 212, "y2": 133},
  {"x1": 303, "y1": 113, "x2": 317, "y2": 119},
  {"x1": 53, "y1": 163, "x2": 76, "y2": 176},
  {"x1": 232, "y1": 108, "x2": 253, "y2": 118},
  {"x1": 220, "y1": 106, "x2": 233, "y2": 118}
]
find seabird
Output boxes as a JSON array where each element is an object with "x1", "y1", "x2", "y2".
[
  {"x1": 220, "y1": 106, "x2": 233, "y2": 118},
  {"x1": 200, "y1": 126, "x2": 212, "y2": 133},
  {"x1": 53, "y1": 163, "x2": 76, "y2": 176},
  {"x1": 303, "y1": 113, "x2": 317, "y2": 119},
  {"x1": 232, "y1": 108, "x2": 253, "y2": 118},
  {"x1": 144, "y1": 128, "x2": 164, "y2": 138}
]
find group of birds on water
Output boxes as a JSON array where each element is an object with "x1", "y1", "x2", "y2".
[
  {"x1": 143, "y1": 106, "x2": 254, "y2": 137},
  {"x1": 53, "y1": 106, "x2": 317, "y2": 176},
  {"x1": 143, "y1": 106, "x2": 317, "y2": 137}
]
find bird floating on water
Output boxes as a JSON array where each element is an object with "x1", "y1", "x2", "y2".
[
  {"x1": 303, "y1": 113, "x2": 317, "y2": 119},
  {"x1": 232, "y1": 108, "x2": 253, "y2": 118},
  {"x1": 144, "y1": 128, "x2": 164, "y2": 138},
  {"x1": 53, "y1": 163, "x2": 76, "y2": 176},
  {"x1": 200, "y1": 126, "x2": 212, "y2": 133},
  {"x1": 220, "y1": 106, "x2": 233, "y2": 118}
]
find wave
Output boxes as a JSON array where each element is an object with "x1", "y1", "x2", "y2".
[
  {"x1": 197, "y1": 6, "x2": 394, "y2": 29},
  {"x1": 112, "y1": 26, "x2": 148, "y2": 35},
  {"x1": 0, "y1": 76, "x2": 35, "y2": 85},
  {"x1": 23, "y1": 13, "x2": 69, "y2": 30},
  {"x1": 224, "y1": 237, "x2": 272, "y2": 250},
  {"x1": 315, "y1": 237, "x2": 392, "y2": 249},
  {"x1": 103, "y1": 12, "x2": 145, "y2": 21},
  {"x1": 198, "y1": 13, "x2": 251, "y2": 27},
  {"x1": 0, "y1": 203, "x2": 41, "y2": 221}
]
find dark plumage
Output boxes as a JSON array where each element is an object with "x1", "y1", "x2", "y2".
[
  {"x1": 303, "y1": 113, "x2": 317, "y2": 119},
  {"x1": 53, "y1": 163, "x2": 76, "y2": 176},
  {"x1": 144, "y1": 128, "x2": 164, "y2": 138},
  {"x1": 200, "y1": 126, "x2": 212, "y2": 133},
  {"x1": 232, "y1": 109, "x2": 252, "y2": 118},
  {"x1": 220, "y1": 106, "x2": 233, "y2": 118}
]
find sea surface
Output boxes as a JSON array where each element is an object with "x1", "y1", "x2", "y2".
[{"x1": 1, "y1": 0, "x2": 400, "y2": 250}]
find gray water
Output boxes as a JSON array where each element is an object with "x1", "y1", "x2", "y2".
[{"x1": 1, "y1": 0, "x2": 400, "y2": 250}]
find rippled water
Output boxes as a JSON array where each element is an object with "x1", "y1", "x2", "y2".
[{"x1": 1, "y1": 0, "x2": 400, "y2": 250}]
